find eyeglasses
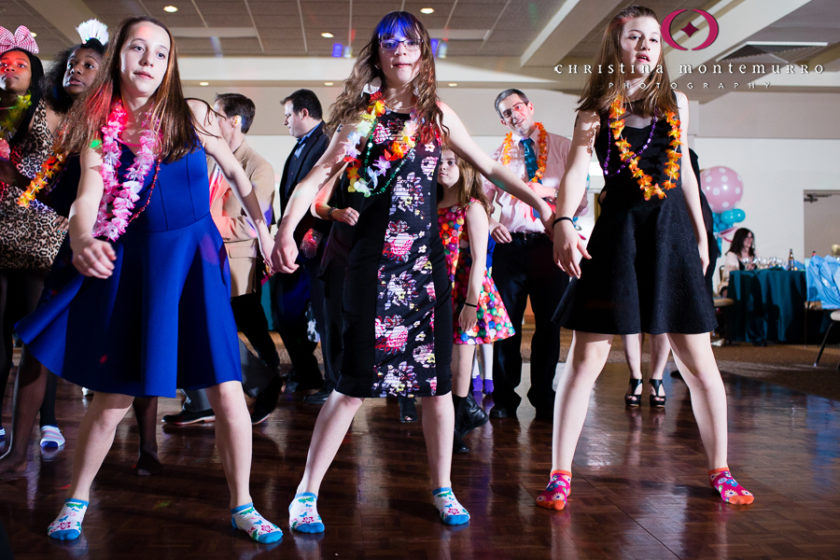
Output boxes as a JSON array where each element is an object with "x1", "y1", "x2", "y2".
[
  {"x1": 500, "y1": 102, "x2": 529, "y2": 120},
  {"x1": 379, "y1": 37, "x2": 421, "y2": 51}
]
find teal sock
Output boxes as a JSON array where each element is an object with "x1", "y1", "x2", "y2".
[
  {"x1": 48, "y1": 499, "x2": 88, "y2": 541},
  {"x1": 289, "y1": 492, "x2": 325, "y2": 533},
  {"x1": 432, "y1": 487, "x2": 470, "y2": 526},
  {"x1": 231, "y1": 502, "x2": 283, "y2": 543}
]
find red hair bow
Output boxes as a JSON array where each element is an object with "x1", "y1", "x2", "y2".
[{"x1": 0, "y1": 25, "x2": 40, "y2": 55}]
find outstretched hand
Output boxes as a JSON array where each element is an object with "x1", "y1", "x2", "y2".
[{"x1": 552, "y1": 220, "x2": 590, "y2": 278}]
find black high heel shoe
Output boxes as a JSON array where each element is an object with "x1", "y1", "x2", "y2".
[
  {"x1": 649, "y1": 379, "x2": 666, "y2": 408},
  {"x1": 624, "y1": 378, "x2": 643, "y2": 407}
]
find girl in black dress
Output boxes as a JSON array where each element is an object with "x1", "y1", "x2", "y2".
[
  {"x1": 272, "y1": 11, "x2": 553, "y2": 532},
  {"x1": 546, "y1": 5, "x2": 754, "y2": 510}
]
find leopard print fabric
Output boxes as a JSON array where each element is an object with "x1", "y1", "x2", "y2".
[
  {"x1": 11, "y1": 99, "x2": 55, "y2": 179},
  {"x1": 0, "y1": 183, "x2": 65, "y2": 271}
]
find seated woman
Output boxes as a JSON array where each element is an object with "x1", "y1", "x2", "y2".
[{"x1": 718, "y1": 227, "x2": 756, "y2": 296}]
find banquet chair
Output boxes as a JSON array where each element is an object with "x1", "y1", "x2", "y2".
[
  {"x1": 712, "y1": 266, "x2": 735, "y2": 344},
  {"x1": 807, "y1": 256, "x2": 840, "y2": 368}
]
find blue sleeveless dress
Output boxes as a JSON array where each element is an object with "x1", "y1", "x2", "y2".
[{"x1": 16, "y1": 143, "x2": 242, "y2": 397}]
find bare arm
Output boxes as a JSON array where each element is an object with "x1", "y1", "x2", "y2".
[
  {"x1": 551, "y1": 110, "x2": 599, "y2": 278},
  {"x1": 191, "y1": 100, "x2": 274, "y2": 267},
  {"x1": 439, "y1": 102, "x2": 553, "y2": 230},
  {"x1": 674, "y1": 91, "x2": 709, "y2": 274},
  {"x1": 312, "y1": 162, "x2": 358, "y2": 225},
  {"x1": 271, "y1": 125, "x2": 354, "y2": 273},
  {"x1": 69, "y1": 146, "x2": 117, "y2": 278},
  {"x1": 460, "y1": 203, "x2": 489, "y2": 332}
]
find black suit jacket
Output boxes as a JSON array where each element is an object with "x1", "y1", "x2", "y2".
[{"x1": 279, "y1": 121, "x2": 330, "y2": 245}]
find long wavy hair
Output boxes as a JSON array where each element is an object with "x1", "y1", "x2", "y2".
[
  {"x1": 329, "y1": 11, "x2": 443, "y2": 144},
  {"x1": 1, "y1": 48, "x2": 45, "y2": 146},
  {"x1": 58, "y1": 16, "x2": 198, "y2": 162},
  {"x1": 44, "y1": 39, "x2": 107, "y2": 114},
  {"x1": 728, "y1": 228, "x2": 755, "y2": 258},
  {"x1": 445, "y1": 148, "x2": 491, "y2": 215},
  {"x1": 578, "y1": 5, "x2": 677, "y2": 116}
]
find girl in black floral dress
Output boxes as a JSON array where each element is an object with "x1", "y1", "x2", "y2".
[{"x1": 272, "y1": 11, "x2": 553, "y2": 533}]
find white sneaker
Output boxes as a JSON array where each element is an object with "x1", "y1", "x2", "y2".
[{"x1": 40, "y1": 425, "x2": 66, "y2": 449}]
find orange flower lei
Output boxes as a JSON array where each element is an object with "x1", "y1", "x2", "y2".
[
  {"x1": 608, "y1": 97, "x2": 681, "y2": 200},
  {"x1": 16, "y1": 150, "x2": 66, "y2": 207},
  {"x1": 500, "y1": 122, "x2": 548, "y2": 183}
]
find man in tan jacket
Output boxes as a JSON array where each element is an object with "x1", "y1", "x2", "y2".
[{"x1": 163, "y1": 93, "x2": 283, "y2": 426}]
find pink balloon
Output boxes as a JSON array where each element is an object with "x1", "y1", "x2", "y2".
[{"x1": 699, "y1": 166, "x2": 743, "y2": 212}]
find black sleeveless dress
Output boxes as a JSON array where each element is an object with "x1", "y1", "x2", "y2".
[
  {"x1": 326, "y1": 111, "x2": 452, "y2": 398},
  {"x1": 555, "y1": 111, "x2": 716, "y2": 334}
]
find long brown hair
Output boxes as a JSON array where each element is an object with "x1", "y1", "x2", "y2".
[
  {"x1": 578, "y1": 5, "x2": 677, "y2": 116},
  {"x1": 58, "y1": 16, "x2": 198, "y2": 161},
  {"x1": 329, "y1": 11, "x2": 443, "y2": 144},
  {"x1": 446, "y1": 149, "x2": 491, "y2": 215}
]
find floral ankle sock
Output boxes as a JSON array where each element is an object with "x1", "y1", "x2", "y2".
[
  {"x1": 48, "y1": 499, "x2": 88, "y2": 541},
  {"x1": 432, "y1": 487, "x2": 470, "y2": 526},
  {"x1": 709, "y1": 468, "x2": 755, "y2": 505},
  {"x1": 289, "y1": 492, "x2": 325, "y2": 533},
  {"x1": 536, "y1": 470, "x2": 572, "y2": 511},
  {"x1": 231, "y1": 503, "x2": 283, "y2": 543}
]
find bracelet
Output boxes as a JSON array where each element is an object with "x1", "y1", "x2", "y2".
[
  {"x1": 463, "y1": 302, "x2": 477, "y2": 308},
  {"x1": 326, "y1": 206, "x2": 336, "y2": 220},
  {"x1": 552, "y1": 216, "x2": 574, "y2": 228}
]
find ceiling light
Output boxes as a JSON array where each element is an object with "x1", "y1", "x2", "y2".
[
  {"x1": 324, "y1": 82, "x2": 334, "y2": 86},
  {"x1": 420, "y1": 8, "x2": 434, "y2": 14},
  {"x1": 163, "y1": 5, "x2": 178, "y2": 13},
  {"x1": 448, "y1": 83, "x2": 458, "y2": 87},
  {"x1": 321, "y1": 32, "x2": 334, "y2": 38},
  {"x1": 199, "y1": 81, "x2": 209, "y2": 86}
]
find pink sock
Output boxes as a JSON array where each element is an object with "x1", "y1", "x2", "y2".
[
  {"x1": 709, "y1": 468, "x2": 754, "y2": 505},
  {"x1": 536, "y1": 470, "x2": 572, "y2": 511}
]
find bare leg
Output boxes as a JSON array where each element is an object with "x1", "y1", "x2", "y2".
[
  {"x1": 67, "y1": 393, "x2": 134, "y2": 502},
  {"x1": 649, "y1": 334, "x2": 670, "y2": 382},
  {"x1": 478, "y1": 343, "x2": 493, "y2": 381},
  {"x1": 621, "y1": 333, "x2": 643, "y2": 380},
  {"x1": 551, "y1": 331, "x2": 613, "y2": 472},
  {"x1": 666, "y1": 333, "x2": 727, "y2": 469},
  {"x1": 204, "y1": 381, "x2": 254, "y2": 508},
  {"x1": 296, "y1": 391, "x2": 364, "y2": 495},
  {"x1": 421, "y1": 393, "x2": 455, "y2": 489},
  {"x1": 131, "y1": 397, "x2": 160, "y2": 475},
  {"x1": 0, "y1": 350, "x2": 48, "y2": 474},
  {"x1": 451, "y1": 345, "x2": 475, "y2": 398}
]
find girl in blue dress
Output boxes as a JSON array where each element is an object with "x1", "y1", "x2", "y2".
[{"x1": 16, "y1": 17, "x2": 282, "y2": 543}]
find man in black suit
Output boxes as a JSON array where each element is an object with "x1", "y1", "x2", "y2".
[{"x1": 273, "y1": 89, "x2": 332, "y2": 400}]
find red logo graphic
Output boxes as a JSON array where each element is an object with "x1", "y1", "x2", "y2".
[{"x1": 661, "y1": 9, "x2": 719, "y2": 51}]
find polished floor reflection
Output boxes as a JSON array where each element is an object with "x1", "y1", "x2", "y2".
[{"x1": 2, "y1": 342, "x2": 840, "y2": 559}]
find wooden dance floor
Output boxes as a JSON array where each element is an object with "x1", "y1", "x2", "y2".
[{"x1": 2, "y1": 339, "x2": 840, "y2": 559}]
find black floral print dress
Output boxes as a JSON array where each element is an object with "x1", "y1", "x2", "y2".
[{"x1": 330, "y1": 110, "x2": 452, "y2": 398}]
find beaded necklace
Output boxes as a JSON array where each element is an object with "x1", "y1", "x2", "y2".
[
  {"x1": 16, "y1": 149, "x2": 66, "y2": 207},
  {"x1": 344, "y1": 92, "x2": 418, "y2": 198},
  {"x1": 606, "y1": 96, "x2": 681, "y2": 200}
]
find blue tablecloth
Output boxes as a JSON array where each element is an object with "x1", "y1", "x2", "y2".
[{"x1": 728, "y1": 269, "x2": 807, "y2": 343}]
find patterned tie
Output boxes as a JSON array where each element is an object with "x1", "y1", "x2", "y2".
[{"x1": 520, "y1": 138, "x2": 538, "y2": 182}]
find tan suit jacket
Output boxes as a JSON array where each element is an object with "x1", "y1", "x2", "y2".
[{"x1": 209, "y1": 141, "x2": 275, "y2": 297}]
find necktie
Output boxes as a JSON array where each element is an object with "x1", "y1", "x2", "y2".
[{"x1": 520, "y1": 138, "x2": 538, "y2": 182}]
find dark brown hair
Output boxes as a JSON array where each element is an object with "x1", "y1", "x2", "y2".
[
  {"x1": 443, "y1": 148, "x2": 491, "y2": 215},
  {"x1": 59, "y1": 16, "x2": 198, "y2": 161},
  {"x1": 329, "y1": 11, "x2": 443, "y2": 143},
  {"x1": 578, "y1": 5, "x2": 677, "y2": 116}
]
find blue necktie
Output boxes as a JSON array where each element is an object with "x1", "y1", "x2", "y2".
[{"x1": 520, "y1": 138, "x2": 539, "y2": 182}]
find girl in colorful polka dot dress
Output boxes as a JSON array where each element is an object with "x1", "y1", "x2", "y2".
[{"x1": 437, "y1": 148, "x2": 514, "y2": 452}]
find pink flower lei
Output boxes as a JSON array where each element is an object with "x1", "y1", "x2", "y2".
[{"x1": 93, "y1": 100, "x2": 159, "y2": 241}]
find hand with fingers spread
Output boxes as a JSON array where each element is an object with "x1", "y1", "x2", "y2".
[
  {"x1": 552, "y1": 219, "x2": 590, "y2": 278},
  {"x1": 71, "y1": 235, "x2": 116, "y2": 279}
]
